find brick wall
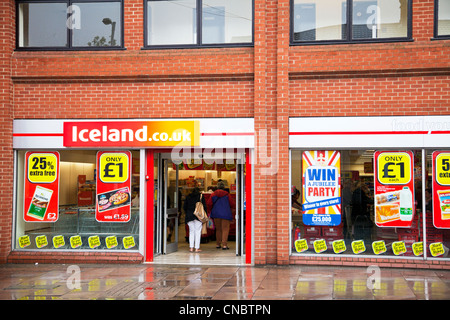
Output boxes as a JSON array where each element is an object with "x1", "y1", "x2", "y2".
[
  {"x1": 0, "y1": 0, "x2": 15, "y2": 263},
  {"x1": 2, "y1": 0, "x2": 450, "y2": 268}
]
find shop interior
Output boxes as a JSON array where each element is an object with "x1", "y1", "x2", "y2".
[
  {"x1": 153, "y1": 155, "x2": 245, "y2": 262},
  {"x1": 291, "y1": 149, "x2": 450, "y2": 257},
  {"x1": 15, "y1": 150, "x2": 141, "y2": 251}
]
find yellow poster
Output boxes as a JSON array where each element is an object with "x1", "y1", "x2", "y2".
[
  {"x1": 313, "y1": 239, "x2": 327, "y2": 253},
  {"x1": 88, "y1": 235, "x2": 101, "y2": 249},
  {"x1": 392, "y1": 241, "x2": 407, "y2": 255},
  {"x1": 123, "y1": 236, "x2": 136, "y2": 249},
  {"x1": 294, "y1": 239, "x2": 308, "y2": 253},
  {"x1": 429, "y1": 242, "x2": 445, "y2": 257},
  {"x1": 70, "y1": 235, "x2": 82, "y2": 249},
  {"x1": 52, "y1": 235, "x2": 65, "y2": 249},
  {"x1": 35, "y1": 235, "x2": 48, "y2": 249},
  {"x1": 412, "y1": 242, "x2": 423, "y2": 256},
  {"x1": 372, "y1": 240, "x2": 387, "y2": 255},
  {"x1": 105, "y1": 236, "x2": 118, "y2": 249},
  {"x1": 302, "y1": 151, "x2": 341, "y2": 226},
  {"x1": 332, "y1": 240, "x2": 346, "y2": 254},
  {"x1": 351, "y1": 240, "x2": 365, "y2": 254},
  {"x1": 18, "y1": 235, "x2": 31, "y2": 248}
]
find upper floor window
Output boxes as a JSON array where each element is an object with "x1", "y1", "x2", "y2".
[
  {"x1": 144, "y1": 0, "x2": 253, "y2": 48},
  {"x1": 435, "y1": 0, "x2": 450, "y2": 38},
  {"x1": 291, "y1": 0, "x2": 412, "y2": 45},
  {"x1": 16, "y1": 0, "x2": 123, "y2": 50}
]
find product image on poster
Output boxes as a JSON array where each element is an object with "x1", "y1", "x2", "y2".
[
  {"x1": 96, "y1": 151, "x2": 132, "y2": 223},
  {"x1": 24, "y1": 151, "x2": 60, "y2": 222},
  {"x1": 374, "y1": 151, "x2": 414, "y2": 228},
  {"x1": 432, "y1": 151, "x2": 450, "y2": 229},
  {"x1": 97, "y1": 187, "x2": 131, "y2": 212},
  {"x1": 302, "y1": 151, "x2": 341, "y2": 226}
]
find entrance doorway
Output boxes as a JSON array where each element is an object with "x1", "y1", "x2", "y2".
[{"x1": 152, "y1": 151, "x2": 247, "y2": 265}]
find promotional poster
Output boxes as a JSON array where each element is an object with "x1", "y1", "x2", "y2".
[
  {"x1": 96, "y1": 151, "x2": 132, "y2": 223},
  {"x1": 302, "y1": 150, "x2": 341, "y2": 226},
  {"x1": 432, "y1": 151, "x2": 450, "y2": 229},
  {"x1": 24, "y1": 151, "x2": 60, "y2": 222},
  {"x1": 374, "y1": 151, "x2": 415, "y2": 228}
]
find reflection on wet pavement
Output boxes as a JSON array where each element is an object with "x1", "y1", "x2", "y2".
[{"x1": 1, "y1": 264, "x2": 450, "y2": 300}]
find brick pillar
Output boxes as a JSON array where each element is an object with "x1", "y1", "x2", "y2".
[
  {"x1": 253, "y1": 0, "x2": 269, "y2": 264},
  {"x1": 253, "y1": 0, "x2": 291, "y2": 265},
  {"x1": 0, "y1": 0, "x2": 15, "y2": 263},
  {"x1": 276, "y1": 0, "x2": 290, "y2": 265}
]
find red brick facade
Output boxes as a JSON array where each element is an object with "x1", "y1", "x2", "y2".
[{"x1": 1, "y1": 0, "x2": 450, "y2": 268}]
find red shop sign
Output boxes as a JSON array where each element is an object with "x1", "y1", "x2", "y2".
[
  {"x1": 24, "y1": 151, "x2": 60, "y2": 222},
  {"x1": 374, "y1": 151, "x2": 415, "y2": 228},
  {"x1": 96, "y1": 151, "x2": 132, "y2": 223}
]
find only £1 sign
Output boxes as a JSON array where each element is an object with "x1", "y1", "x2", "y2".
[
  {"x1": 374, "y1": 151, "x2": 415, "y2": 228},
  {"x1": 96, "y1": 151, "x2": 132, "y2": 223}
]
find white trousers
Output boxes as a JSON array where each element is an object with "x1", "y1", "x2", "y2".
[{"x1": 187, "y1": 220, "x2": 203, "y2": 249}]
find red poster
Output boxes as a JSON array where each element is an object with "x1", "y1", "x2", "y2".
[
  {"x1": 374, "y1": 151, "x2": 415, "y2": 228},
  {"x1": 96, "y1": 151, "x2": 132, "y2": 222},
  {"x1": 432, "y1": 151, "x2": 450, "y2": 229},
  {"x1": 24, "y1": 151, "x2": 60, "y2": 222}
]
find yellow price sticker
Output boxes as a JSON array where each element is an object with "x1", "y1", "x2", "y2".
[
  {"x1": 99, "y1": 152, "x2": 129, "y2": 183},
  {"x1": 294, "y1": 239, "x2": 308, "y2": 253},
  {"x1": 392, "y1": 241, "x2": 407, "y2": 255},
  {"x1": 412, "y1": 242, "x2": 423, "y2": 256},
  {"x1": 377, "y1": 152, "x2": 412, "y2": 185},
  {"x1": 313, "y1": 239, "x2": 327, "y2": 253},
  {"x1": 27, "y1": 153, "x2": 58, "y2": 184},
  {"x1": 70, "y1": 235, "x2": 82, "y2": 249},
  {"x1": 88, "y1": 235, "x2": 101, "y2": 249},
  {"x1": 351, "y1": 240, "x2": 366, "y2": 254},
  {"x1": 435, "y1": 153, "x2": 450, "y2": 186},
  {"x1": 429, "y1": 242, "x2": 445, "y2": 257},
  {"x1": 332, "y1": 239, "x2": 346, "y2": 254},
  {"x1": 123, "y1": 236, "x2": 136, "y2": 249},
  {"x1": 35, "y1": 235, "x2": 48, "y2": 249},
  {"x1": 105, "y1": 235, "x2": 118, "y2": 249},
  {"x1": 52, "y1": 235, "x2": 65, "y2": 248},
  {"x1": 18, "y1": 235, "x2": 31, "y2": 248},
  {"x1": 372, "y1": 240, "x2": 387, "y2": 255}
]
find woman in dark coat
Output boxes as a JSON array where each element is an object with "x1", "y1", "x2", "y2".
[{"x1": 207, "y1": 181, "x2": 236, "y2": 250}]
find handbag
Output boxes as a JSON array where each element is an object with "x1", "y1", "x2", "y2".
[{"x1": 193, "y1": 194, "x2": 209, "y2": 224}]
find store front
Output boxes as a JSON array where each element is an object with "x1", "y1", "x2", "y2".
[
  {"x1": 289, "y1": 115, "x2": 450, "y2": 264},
  {"x1": 12, "y1": 118, "x2": 253, "y2": 265}
]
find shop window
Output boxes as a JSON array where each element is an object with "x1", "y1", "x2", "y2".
[
  {"x1": 16, "y1": 0, "x2": 123, "y2": 50},
  {"x1": 144, "y1": 0, "x2": 253, "y2": 48},
  {"x1": 14, "y1": 150, "x2": 140, "y2": 251},
  {"x1": 435, "y1": 0, "x2": 450, "y2": 38},
  {"x1": 291, "y1": 0, "x2": 412, "y2": 44},
  {"x1": 291, "y1": 149, "x2": 450, "y2": 259}
]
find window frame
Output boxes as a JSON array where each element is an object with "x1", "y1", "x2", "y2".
[
  {"x1": 143, "y1": 0, "x2": 254, "y2": 49},
  {"x1": 15, "y1": 0, "x2": 125, "y2": 51},
  {"x1": 433, "y1": 0, "x2": 450, "y2": 40},
  {"x1": 290, "y1": 0, "x2": 413, "y2": 46}
]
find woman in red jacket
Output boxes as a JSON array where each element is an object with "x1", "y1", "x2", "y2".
[{"x1": 207, "y1": 181, "x2": 235, "y2": 250}]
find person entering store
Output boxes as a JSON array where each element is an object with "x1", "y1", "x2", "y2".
[
  {"x1": 183, "y1": 185, "x2": 206, "y2": 252},
  {"x1": 207, "y1": 181, "x2": 236, "y2": 250}
]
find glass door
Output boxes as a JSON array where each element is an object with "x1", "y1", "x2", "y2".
[
  {"x1": 235, "y1": 154, "x2": 245, "y2": 256},
  {"x1": 158, "y1": 154, "x2": 179, "y2": 254}
]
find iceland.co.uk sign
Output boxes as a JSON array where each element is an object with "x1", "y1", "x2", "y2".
[{"x1": 63, "y1": 121, "x2": 200, "y2": 148}]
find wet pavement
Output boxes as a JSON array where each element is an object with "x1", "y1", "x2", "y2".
[{"x1": 1, "y1": 263, "x2": 450, "y2": 301}]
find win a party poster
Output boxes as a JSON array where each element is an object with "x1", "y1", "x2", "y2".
[{"x1": 302, "y1": 151, "x2": 341, "y2": 226}]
